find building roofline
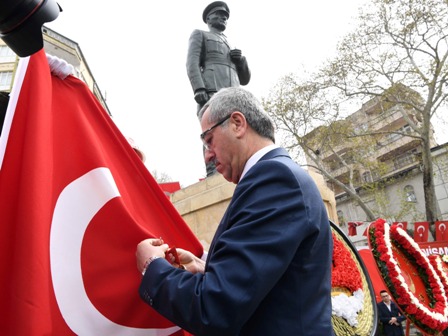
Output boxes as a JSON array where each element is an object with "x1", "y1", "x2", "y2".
[
  {"x1": 42, "y1": 25, "x2": 111, "y2": 116},
  {"x1": 431, "y1": 141, "x2": 448, "y2": 152}
]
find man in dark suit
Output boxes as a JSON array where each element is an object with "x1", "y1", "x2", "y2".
[
  {"x1": 136, "y1": 87, "x2": 333, "y2": 335},
  {"x1": 187, "y1": 1, "x2": 251, "y2": 177},
  {"x1": 377, "y1": 290, "x2": 406, "y2": 336}
]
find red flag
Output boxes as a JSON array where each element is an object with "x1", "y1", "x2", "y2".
[
  {"x1": 392, "y1": 221, "x2": 408, "y2": 231},
  {"x1": 0, "y1": 50, "x2": 203, "y2": 335},
  {"x1": 348, "y1": 221, "x2": 363, "y2": 236},
  {"x1": 436, "y1": 221, "x2": 448, "y2": 242},
  {"x1": 159, "y1": 181, "x2": 182, "y2": 195},
  {"x1": 414, "y1": 221, "x2": 429, "y2": 243}
]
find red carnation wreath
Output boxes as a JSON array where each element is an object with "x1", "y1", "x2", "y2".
[
  {"x1": 369, "y1": 218, "x2": 448, "y2": 334},
  {"x1": 332, "y1": 232, "x2": 363, "y2": 292},
  {"x1": 331, "y1": 223, "x2": 377, "y2": 335},
  {"x1": 429, "y1": 255, "x2": 448, "y2": 302}
]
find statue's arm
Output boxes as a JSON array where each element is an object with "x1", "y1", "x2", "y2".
[
  {"x1": 236, "y1": 56, "x2": 251, "y2": 86},
  {"x1": 230, "y1": 48, "x2": 251, "y2": 86},
  {"x1": 186, "y1": 30, "x2": 206, "y2": 93}
]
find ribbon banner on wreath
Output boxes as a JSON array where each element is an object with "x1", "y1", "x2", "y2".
[{"x1": 368, "y1": 218, "x2": 448, "y2": 335}]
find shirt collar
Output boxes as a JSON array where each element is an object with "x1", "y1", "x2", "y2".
[{"x1": 239, "y1": 144, "x2": 279, "y2": 182}]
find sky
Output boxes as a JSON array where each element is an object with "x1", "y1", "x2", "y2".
[{"x1": 44, "y1": 0, "x2": 440, "y2": 188}]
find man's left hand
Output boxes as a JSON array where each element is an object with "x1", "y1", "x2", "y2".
[{"x1": 136, "y1": 238, "x2": 169, "y2": 274}]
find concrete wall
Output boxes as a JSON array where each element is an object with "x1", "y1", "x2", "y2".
[{"x1": 170, "y1": 171, "x2": 338, "y2": 250}]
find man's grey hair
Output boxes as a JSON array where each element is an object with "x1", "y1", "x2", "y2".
[{"x1": 198, "y1": 87, "x2": 275, "y2": 142}]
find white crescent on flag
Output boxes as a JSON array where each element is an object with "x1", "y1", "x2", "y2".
[
  {"x1": 417, "y1": 225, "x2": 426, "y2": 234},
  {"x1": 50, "y1": 167, "x2": 180, "y2": 335}
]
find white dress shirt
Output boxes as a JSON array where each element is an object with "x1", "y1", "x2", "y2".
[{"x1": 239, "y1": 144, "x2": 279, "y2": 182}]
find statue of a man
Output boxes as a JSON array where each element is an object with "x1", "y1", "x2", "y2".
[
  {"x1": 186, "y1": 1, "x2": 251, "y2": 111},
  {"x1": 187, "y1": 1, "x2": 251, "y2": 177}
]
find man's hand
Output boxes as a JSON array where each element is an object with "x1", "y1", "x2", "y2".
[
  {"x1": 46, "y1": 54, "x2": 74, "y2": 79},
  {"x1": 166, "y1": 247, "x2": 205, "y2": 274},
  {"x1": 194, "y1": 89, "x2": 209, "y2": 105},
  {"x1": 389, "y1": 317, "x2": 398, "y2": 325},
  {"x1": 136, "y1": 238, "x2": 169, "y2": 274}
]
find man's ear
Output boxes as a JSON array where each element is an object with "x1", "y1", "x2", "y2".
[{"x1": 230, "y1": 112, "x2": 247, "y2": 137}]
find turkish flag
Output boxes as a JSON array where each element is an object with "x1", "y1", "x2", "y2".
[
  {"x1": 0, "y1": 50, "x2": 203, "y2": 335},
  {"x1": 414, "y1": 221, "x2": 429, "y2": 243},
  {"x1": 435, "y1": 221, "x2": 448, "y2": 242},
  {"x1": 392, "y1": 221, "x2": 408, "y2": 231}
]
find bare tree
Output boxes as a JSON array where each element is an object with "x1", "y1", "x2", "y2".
[
  {"x1": 263, "y1": 74, "x2": 380, "y2": 221},
  {"x1": 151, "y1": 170, "x2": 173, "y2": 184},
  {"x1": 319, "y1": 0, "x2": 448, "y2": 224}
]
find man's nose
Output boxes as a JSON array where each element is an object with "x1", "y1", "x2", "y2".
[{"x1": 204, "y1": 149, "x2": 215, "y2": 164}]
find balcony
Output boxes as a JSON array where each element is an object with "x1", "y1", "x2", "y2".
[{"x1": 377, "y1": 138, "x2": 421, "y2": 162}]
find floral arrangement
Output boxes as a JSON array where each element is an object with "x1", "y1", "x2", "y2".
[
  {"x1": 331, "y1": 232, "x2": 364, "y2": 327},
  {"x1": 332, "y1": 232, "x2": 363, "y2": 292},
  {"x1": 369, "y1": 218, "x2": 448, "y2": 334},
  {"x1": 429, "y1": 255, "x2": 448, "y2": 301}
]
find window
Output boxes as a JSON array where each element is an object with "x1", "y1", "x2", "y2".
[
  {"x1": 383, "y1": 125, "x2": 412, "y2": 145},
  {"x1": 394, "y1": 149, "x2": 418, "y2": 169},
  {"x1": 0, "y1": 71, "x2": 13, "y2": 90},
  {"x1": 0, "y1": 45, "x2": 16, "y2": 62},
  {"x1": 402, "y1": 124, "x2": 412, "y2": 134},
  {"x1": 362, "y1": 171, "x2": 373, "y2": 183},
  {"x1": 404, "y1": 185, "x2": 417, "y2": 202}
]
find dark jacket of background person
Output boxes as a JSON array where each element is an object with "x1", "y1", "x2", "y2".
[{"x1": 377, "y1": 300, "x2": 406, "y2": 336}]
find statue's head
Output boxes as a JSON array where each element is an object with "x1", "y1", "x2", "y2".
[
  {"x1": 0, "y1": 0, "x2": 62, "y2": 57},
  {"x1": 203, "y1": 1, "x2": 229, "y2": 31}
]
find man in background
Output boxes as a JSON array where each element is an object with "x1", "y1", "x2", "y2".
[{"x1": 377, "y1": 290, "x2": 406, "y2": 336}]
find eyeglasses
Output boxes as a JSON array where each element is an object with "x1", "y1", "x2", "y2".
[{"x1": 200, "y1": 114, "x2": 231, "y2": 150}]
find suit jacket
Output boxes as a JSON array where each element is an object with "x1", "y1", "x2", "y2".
[
  {"x1": 140, "y1": 148, "x2": 333, "y2": 335},
  {"x1": 377, "y1": 301, "x2": 405, "y2": 336},
  {"x1": 186, "y1": 28, "x2": 250, "y2": 97}
]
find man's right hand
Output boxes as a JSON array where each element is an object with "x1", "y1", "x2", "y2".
[
  {"x1": 194, "y1": 89, "x2": 209, "y2": 105},
  {"x1": 167, "y1": 248, "x2": 205, "y2": 274}
]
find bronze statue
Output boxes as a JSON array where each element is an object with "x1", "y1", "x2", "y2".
[
  {"x1": 187, "y1": 1, "x2": 250, "y2": 110},
  {"x1": 187, "y1": 1, "x2": 251, "y2": 176}
]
